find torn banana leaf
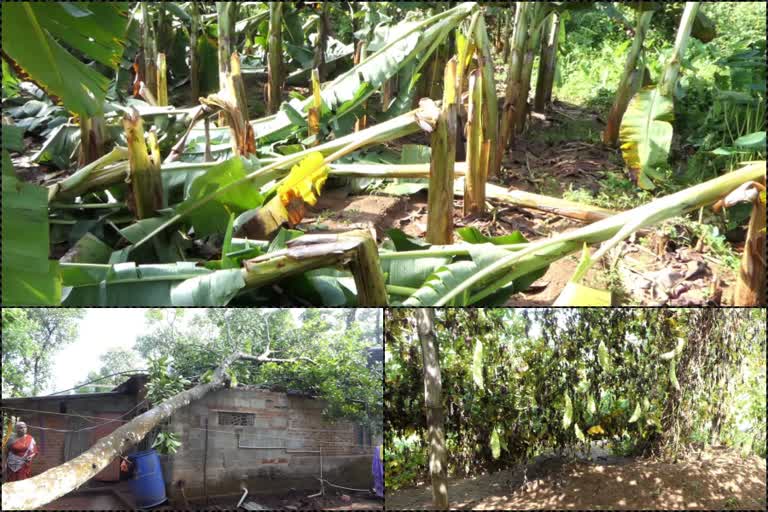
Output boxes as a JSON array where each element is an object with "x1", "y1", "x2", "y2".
[
  {"x1": 178, "y1": 2, "x2": 477, "y2": 158},
  {"x1": 619, "y1": 86, "x2": 674, "y2": 190},
  {"x1": 235, "y1": 152, "x2": 329, "y2": 239}
]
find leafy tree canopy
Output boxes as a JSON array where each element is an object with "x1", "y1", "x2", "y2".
[
  {"x1": 137, "y1": 308, "x2": 382, "y2": 428},
  {"x1": 2, "y1": 308, "x2": 85, "y2": 397}
]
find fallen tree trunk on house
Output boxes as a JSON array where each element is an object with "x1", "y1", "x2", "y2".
[{"x1": 1, "y1": 351, "x2": 312, "y2": 510}]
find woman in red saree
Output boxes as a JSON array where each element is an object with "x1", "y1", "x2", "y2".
[{"x1": 4, "y1": 421, "x2": 39, "y2": 482}]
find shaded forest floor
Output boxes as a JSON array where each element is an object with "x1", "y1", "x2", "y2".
[{"x1": 385, "y1": 447, "x2": 766, "y2": 510}]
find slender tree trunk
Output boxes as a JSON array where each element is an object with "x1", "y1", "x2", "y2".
[
  {"x1": 313, "y1": 2, "x2": 329, "y2": 81},
  {"x1": 217, "y1": 2, "x2": 237, "y2": 125},
  {"x1": 32, "y1": 359, "x2": 40, "y2": 396},
  {"x1": 464, "y1": 70, "x2": 486, "y2": 215},
  {"x1": 78, "y1": 114, "x2": 107, "y2": 167},
  {"x1": 190, "y1": 1, "x2": 200, "y2": 103},
  {"x1": 533, "y1": 13, "x2": 560, "y2": 112},
  {"x1": 141, "y1": 3, "x2": 157, "y2": 96},
  {"x1": 415, "y1": 309, "x2": 448, "y2": 510},
  {"x1": 156, "y1": 53, "x2": 168, "y2": 106},
  {"x1": 267, "y1": 2, "x2": 283, "y2": 115},
  {"x1": 603, "y1": 10, "x2": 654, "y2": 146},
  {"x1": 1, "y1": 351, "x2": 314, "y2": 510},
  {"x1": 501, "y1": 10, "x2": 513, "y2": 64},
  {"x1": 216, "y1": 2, "x2": 236, "y2": 92}
]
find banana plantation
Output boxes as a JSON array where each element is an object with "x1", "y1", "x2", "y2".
[
  {"x1": 384, "y1": 308, "x2": 767, "y2": 510},
  {"x1": 2, "y1": 2, "x2": 765, "y2": 306}
]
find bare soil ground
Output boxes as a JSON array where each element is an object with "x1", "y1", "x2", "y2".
[{"x1": 385, "y1": 448, "x2": 766, "y2": 510}]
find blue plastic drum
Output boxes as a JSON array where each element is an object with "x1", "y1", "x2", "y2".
[{"x1": 127, "y1": 449, "x2": 167, "y2": 508}]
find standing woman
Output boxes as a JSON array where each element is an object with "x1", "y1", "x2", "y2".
[{"x1": 3, "y1": 421, "x2": 39, "y2": 481}]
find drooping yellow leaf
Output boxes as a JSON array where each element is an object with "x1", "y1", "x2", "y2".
[
  {"x1": 243, "y1": 152, "x2": 328, "y2": 238},
  {"x1": 619, "y1": 86, "x2": 674, "y2": 190},
  {"x1": 277, "y1": 151, "x2": 329, "y2": 209}
]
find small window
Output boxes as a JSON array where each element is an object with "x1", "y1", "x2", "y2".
[{"x1": 219, "y1": 411, "x2": 255, "y2": 426}]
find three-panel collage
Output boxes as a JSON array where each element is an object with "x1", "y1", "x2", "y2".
[{"x1": 1, "y1": 0, "x2": 765, "y2": 511}]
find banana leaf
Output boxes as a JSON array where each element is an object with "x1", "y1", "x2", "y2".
[
  {"x1": 619, "y1": 86, "x2": 674, "y2": 190},
  {"x1": 2, "y1": 3, "x2": 129, "y2": 116},
  {"x1": 2, "y1": 151, "x2": 61, "y2": 305},
  {"x1": 61, "y1": 262, "x2": 245, "y2": 306},
  {"x1": 402, "y1": 243, "x2": 543, "y2": 306}
]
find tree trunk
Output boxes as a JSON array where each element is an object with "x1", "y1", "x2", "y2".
[
  {"x1": 603, "y1": 10, "x2": 654, "y2": 146},
  {"x1": 313, "y1": 2, "x2": 329, "y2": 81},
  {"x1": 267, "y1": 2, "x2": 283, "y2": 115},
  {"x1": 217, "y1": 2, "x2": 237, "y2": 126},
  {"x1": 513, "y1": 6, "x2": 544, "y2": 136},
  {"x1": 141, "y1": 3, "x2": 157, "y2": 97},
  {"x1": 415, "y1": 308, "x2": 448, "y2": 510},
  {"x1": 78, "y1": 114, "x2": 108, "y2": 167},
  {"x1": 216, "y1": 2, "x2": 236, "y2": 92},
  {"x1": 1, "y1": 351, "x2": 313, "y2": 510},
  {"x1": 190, "y1": 2, "x2": 200, "y2": 103},
  {"x1": 501, "y1": 10, "x2": 513, "y2": 65},
  {"x1": 32, "y1": 359, "x2": 40, "y2": 396},
  {"x1": 464, "y1": 69, "x2": 486, "y2": 215},
  {"x1": 533, "y1": 13, "x2": 560, "y2": 112}
]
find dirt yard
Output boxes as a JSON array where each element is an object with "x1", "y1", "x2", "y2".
[{"x1": 385, "y1": 448, "x2": 766, "y2": 510}]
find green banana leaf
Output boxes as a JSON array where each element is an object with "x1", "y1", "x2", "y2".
[
  {"x1": 2, "y1": 3, "x2": 129, "y2": 116},
  {"x1": 181, "y1": 2, "x2": 477, "y2": 153},
  {"x1": 175, "y1": 157, "x2": 265, "y2": 237},
  {"x1": 61, "y1": 262, "x2": 245, "y2": 306},
  {"x1": 2, "y1": 151, "x2": 61, "y2": 305},
  {"x1": 402, "y1": 243, "x2": 543, "y2": 306},
  {"x1": 619, "y1": 86, "x2": 674, "y2": 190}
]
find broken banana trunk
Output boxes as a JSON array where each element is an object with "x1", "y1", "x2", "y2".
[{"x1": 123, "y1": 109, "x2": 162, "y2": 219}]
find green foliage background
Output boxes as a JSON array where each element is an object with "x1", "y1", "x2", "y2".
[{"x1": 385, "y1": 308, "x2": 766, "y2": 490}]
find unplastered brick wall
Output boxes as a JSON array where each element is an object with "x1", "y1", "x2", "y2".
[
  {"x1": 4, "y1": 394, "x2": 138, "y2": 476},
  {"x1": 163, "y1": 388, "x2": 374, "y2": 500}
]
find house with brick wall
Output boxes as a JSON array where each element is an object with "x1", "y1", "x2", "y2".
[
  {"x1": 1, "y1": 373, "x2": 377, "y2": 505},
  {"x1": 1, "y1": 375, "x2": 149, "y2": 482}
]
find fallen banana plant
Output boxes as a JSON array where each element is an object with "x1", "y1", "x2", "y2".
[
  {"x1": 61, "y1": 229, "x2": 386, "y2": 306},
  {"x1": 47, "y1": 105, "x2": 436, "y2": 203},
  {"x1": 399, "y1": 161, "x2": 765, "y2": 306},
  {"x1": 127, "y1": 102, "x2": 440, "y2": 252}
]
